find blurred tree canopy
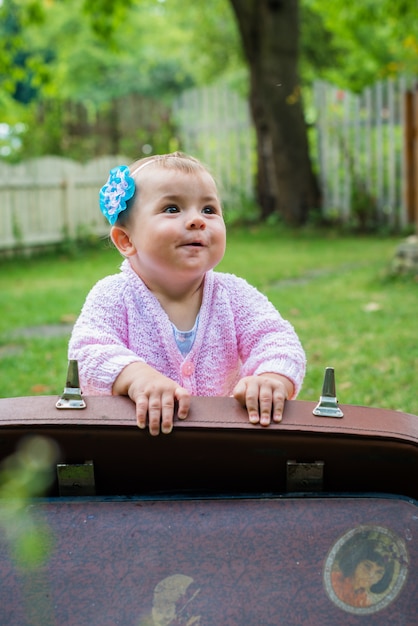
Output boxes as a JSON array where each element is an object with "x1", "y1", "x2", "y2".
[
  {"x1": 304, "y1": 0, "x2": 418, "y2": 90},
  {"x1": 0, "y1": 0, "x2": 243, "y2": 110},
  {"x1": 1, "y1": 0, "x2": 417, "y2": 223},
  {"x1": 0, "y1": 0, "x2": 245, "y2": 160}
]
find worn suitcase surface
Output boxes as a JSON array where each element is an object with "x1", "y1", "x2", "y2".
[{"x1": 0, "y1": 390, "x2": 417, "y2": 625}]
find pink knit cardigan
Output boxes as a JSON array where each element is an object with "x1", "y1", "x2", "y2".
[{"x1": 69, "y1": 260, "x2": 306, "y2": 397}]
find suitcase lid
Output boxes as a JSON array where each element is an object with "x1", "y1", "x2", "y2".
[{"x1": 0, "y1": 394, "x2": 418, "y2": 499}]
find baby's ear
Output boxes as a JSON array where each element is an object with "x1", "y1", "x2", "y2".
[{"x1": 110, "y1": 226, "x2": 136, "y2": 256}]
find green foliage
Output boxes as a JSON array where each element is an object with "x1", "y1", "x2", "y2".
[
  {"x1": 299, "y1": 4, "x2": 342, "y2": 86},
  {"x1": 0, "y1": 0, "x2": 243, "y2": 159},
  {"x1": 3, "y1": 0, "x2": 418, "y2": 108},
  {"x1": 305, "y1": 0, "x2": 418, "y2": 91},
  {"x1": 1, "y1": 0, "x2": 241, "y2": 108},
  {"x1": 2, "y1": 0, "x2": 418, "y2": 159},
  {"x1": 81, "y1": 0, "x2": 135, "y2": 40},
  {"x1": 0, "y1": 435, "x2": 58, "y2": 569}
]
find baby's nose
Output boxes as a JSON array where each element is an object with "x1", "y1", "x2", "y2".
[{"x1": 187, "y1": 213, "x2": 205, "y2": 229}]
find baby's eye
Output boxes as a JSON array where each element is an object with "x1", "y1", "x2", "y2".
[
  {"x1": 163, "y1": 206, "x2": 179, "y2": 214},
  {"x1": 202, "y1": 206, "x2": 217, "y2": 214}
]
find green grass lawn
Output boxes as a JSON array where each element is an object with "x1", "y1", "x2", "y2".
[{"x1": 0, "y1": 226, "x2": 417, "y2": 415}]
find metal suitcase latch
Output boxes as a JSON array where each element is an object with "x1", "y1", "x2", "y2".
[
  {"x1": 313, "y1": 367, "x2": 343, "y2": 418},
  {"x1": 56, "y1": 360, "x2": 86, "y2": 409}
]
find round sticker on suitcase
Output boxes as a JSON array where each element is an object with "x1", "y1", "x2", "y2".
[{"x1": 323, "y1": 525, "x2": 409, "y2": 615}]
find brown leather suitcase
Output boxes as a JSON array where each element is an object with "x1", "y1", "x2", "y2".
[
  {"x1": 0, "y1": 394, "x2": 417, "y2": 499},
  {"x1": 0, "y1": 387, "x2": 417, "y2": 624}
]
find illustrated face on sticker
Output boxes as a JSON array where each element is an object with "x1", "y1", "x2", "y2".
[
  {"x1": 151, "y1": 574, "x2": 201, "y2": 626},
  {"x1": 323, "y1": 526, "x2": 409, "y2": 615}
]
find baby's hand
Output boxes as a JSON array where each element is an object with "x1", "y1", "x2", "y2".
[
  {"x1": 233, "y1": 373, "x2": 294, "y2": 426},
  {"x1": 113, "y1": 362, "x2": 190, "y2": 435}
]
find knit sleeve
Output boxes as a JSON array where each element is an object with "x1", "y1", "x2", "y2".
[
  {"x1": 223, "y1": 274, "x2": 306, "y2": 398},
  {"x1": 68, "y1": 275, "x2": 144, "y2": 395}
]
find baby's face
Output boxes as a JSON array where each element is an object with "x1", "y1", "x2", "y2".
[{"x1": 125, "y1": 166, "x2": 226, "y2": 291}]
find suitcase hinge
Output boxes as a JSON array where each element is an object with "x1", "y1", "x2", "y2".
[
  {"x1": 286, "y1": 460, "x2": 324, "y2": 492},
  {"x1": 56, "y1": 460, "x2": 96, "y2": 496}
]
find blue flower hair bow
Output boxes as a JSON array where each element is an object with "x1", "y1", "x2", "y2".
[{"x1": 99, "y1": 165, "x2": 135, "y2": 225}]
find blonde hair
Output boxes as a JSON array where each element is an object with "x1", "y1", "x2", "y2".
[
  {"x1": 130, "y1": 151, "x2": 210, "y2": 178},
  {"x1": 116, "y1": 152, "x2": 216, "y2": 226}
]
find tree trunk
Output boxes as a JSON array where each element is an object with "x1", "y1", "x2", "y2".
[{"x1": 229, "y1": 0, "x2": 320, "y2": 225}]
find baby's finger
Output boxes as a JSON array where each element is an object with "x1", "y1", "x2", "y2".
[
  {"x1": 232, "y1": 378, "x2": 245, "y2": 403},
  {"x1": 259, "y1": 383, "x2": 274, "y2": 426},
  {"x1": 272, "y1": 388, "x2": 286, "y2": 423},
  {"x1": 243, "y1": 380, "x2": 261, "y2": 424},
  {"x1": 136, "y1": 393, "x2": 149, "y2": 430},
  {"x1": 147, "y1": 392, "x2": 163, "y2": 436},
  {"x1": 175, "y1": 387, "x2": 191, "y2": 420},
  {"x1": 161, "y1": 391, "x2": 176, "y2": 434}
]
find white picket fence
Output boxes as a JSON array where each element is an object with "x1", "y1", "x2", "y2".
[
  {"x1": 0, "y1": 79, "x2": 416, "y2": 252},
  {"x1": 172, "y1": 84, "x2": 255, "y2": 205},
  {"x1": 314, "y1": 77, "x2": 413, "y2": 228},
  {"x1": 0, "y1": 155, "x2": 128, "y2": 251}
]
